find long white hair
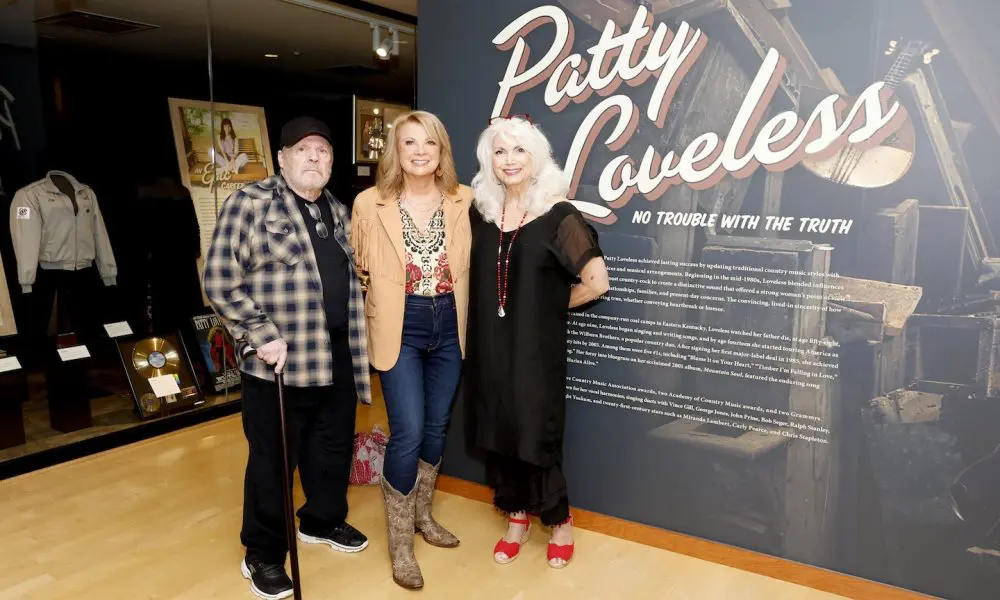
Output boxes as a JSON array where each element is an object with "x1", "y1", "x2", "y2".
[{"x1": 471, "y1": 117, "x2": 569, "y2": 224}]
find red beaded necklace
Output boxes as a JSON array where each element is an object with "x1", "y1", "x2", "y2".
[{"x1": 496, "y1": 202, "x2": 528, "y2": 318}]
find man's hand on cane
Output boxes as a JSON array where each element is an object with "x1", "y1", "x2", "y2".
[{"x1": 256, "y1": 339, "x2": 288, "y2": 374}]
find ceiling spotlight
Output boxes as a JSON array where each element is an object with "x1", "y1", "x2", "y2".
[
  {"x1": 264, "y1": 53, "x2": 279, "y2": 58},
  {"x1": 372, "y1": 24, "x2": 398, "y2": 60},
  {"x1": 374, "y1": 108, "x2": 380, "y2": 115}
]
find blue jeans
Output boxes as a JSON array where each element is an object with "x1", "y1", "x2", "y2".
[{"x1": 378, "y1": 293, "x2": 463, "y2": 494}]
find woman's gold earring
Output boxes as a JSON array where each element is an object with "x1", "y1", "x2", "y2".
[{"x1": 436, "y1": 167, "x2": 444, "y2": 177}]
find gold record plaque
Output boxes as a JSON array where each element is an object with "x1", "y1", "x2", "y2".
[
  {"x1": 117, "y1": 333, "x2": 203, "y2": 420},
  {"x1": 132, "y1": 337, "x2": 181, "y2": 379}
]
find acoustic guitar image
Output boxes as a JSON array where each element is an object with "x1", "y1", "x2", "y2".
[{"x1": 800, "y1": 39, "x2": 940, "y2": 189}]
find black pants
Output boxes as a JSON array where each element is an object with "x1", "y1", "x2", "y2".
[
  {"x1": 486, "y1": 452, "x2": 571, "y2": 526},
  {"x1": 240, "y1": 332, "x2": 357, "y2": 564},
  {"x1": 27, "y1": 267, "x2": 102, "y2": 350},
  {"x1": 30, "y1": 266, "x2": 102, "y2": 332}
]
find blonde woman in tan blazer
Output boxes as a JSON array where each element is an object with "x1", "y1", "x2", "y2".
[{"x1": 350, "y1": 110, "x2": 473, "y2": 590}]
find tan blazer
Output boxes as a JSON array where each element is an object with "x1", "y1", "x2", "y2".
[{"x1": 350, "y1": 184, "x2": 474, "y2": 371}]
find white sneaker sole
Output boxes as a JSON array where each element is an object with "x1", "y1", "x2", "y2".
[
  {"x1": 297, "y1": 530, "x2": 369, "y2": 553},
  {"x1": 241, "y1": 559, "x2": 293, "y2": 600}
]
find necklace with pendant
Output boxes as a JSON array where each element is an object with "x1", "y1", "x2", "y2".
[{"x1": 496, "y1": 203, "x2": 527, "y2": 318}]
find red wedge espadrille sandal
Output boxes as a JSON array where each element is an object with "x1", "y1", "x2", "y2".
[{"x1": 493, "y1": 516, "x2": 531, "y2": 564}]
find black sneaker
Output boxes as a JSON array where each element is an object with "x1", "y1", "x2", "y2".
[
  {"x1": 241, "y1": 556, "x2": 293, "y2": 599},
  {"x1": 298, "y1": 521, "x2": 369, "y2": 552}
]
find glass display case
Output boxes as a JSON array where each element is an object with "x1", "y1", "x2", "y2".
[{"x1": 0, "y1": 0, "x2": 416, "y2": 477}]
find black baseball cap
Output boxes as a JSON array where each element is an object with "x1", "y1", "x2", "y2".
[{"x1": 280, "y1": 116, "x2": 332, "y2": 148}]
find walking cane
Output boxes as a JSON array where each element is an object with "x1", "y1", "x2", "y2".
[
  {"x1": 275, "y1": 369, "x2": 303, "y2": 600},
  {"x1": 241, "y1": 346, "x2": 303, "y2": 599}
]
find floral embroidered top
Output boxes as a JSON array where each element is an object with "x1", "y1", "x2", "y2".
[{"x1": 399, "y1": 203, "x2": 453, "y2": 296}]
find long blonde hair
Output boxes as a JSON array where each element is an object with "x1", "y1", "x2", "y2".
[
  {"x1": 471, "y1": 117, "x2": 569, "y2": 224},
  {"x1": 376, "y1": 110, "x2": 459, "y2": 200}
]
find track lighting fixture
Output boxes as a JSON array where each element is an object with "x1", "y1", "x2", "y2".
[{"x1": 371, "y1": 24, "x2": 398, "y2": 60}]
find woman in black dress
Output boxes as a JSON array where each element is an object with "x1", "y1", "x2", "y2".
[{"x1": 466, "y1": 115, "x2": 609, "y2": 569}]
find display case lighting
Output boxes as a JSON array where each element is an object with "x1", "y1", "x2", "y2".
[{"x1": 372, "y1": 24, "x2": 398, "y2": 60}]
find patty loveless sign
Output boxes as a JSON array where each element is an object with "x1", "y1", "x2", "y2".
[{"x1": 490, "y1": 5, "x2": 908, "y2": 223}]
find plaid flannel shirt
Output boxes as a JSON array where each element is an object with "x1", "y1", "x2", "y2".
[{"x1": 202, "y1": 174, "x2": 372, "y2": 404}]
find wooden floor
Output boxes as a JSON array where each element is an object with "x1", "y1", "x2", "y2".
[{"x1": 0, "y1": 415, "x2": 857, "y2": 600}]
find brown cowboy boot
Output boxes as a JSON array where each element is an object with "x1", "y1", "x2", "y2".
[
  {"x1": 414, "y1": 458, "x2": 460, "y2": 548},
  {"x1": 380, "y1": 477, "x2": 424, "y2": 589}
]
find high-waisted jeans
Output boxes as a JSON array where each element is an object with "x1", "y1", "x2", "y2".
[{"x1": 377, "y1": 293, "x2": 463, "y2": 494}]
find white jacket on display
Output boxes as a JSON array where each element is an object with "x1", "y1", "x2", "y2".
[{"x1": 9, "y1": 170, "x2": 118, "y2": 293}]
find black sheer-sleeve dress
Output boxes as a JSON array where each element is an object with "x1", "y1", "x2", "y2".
[{"x1": 465, "y1": 199, "x2": 603, "y2": 525}]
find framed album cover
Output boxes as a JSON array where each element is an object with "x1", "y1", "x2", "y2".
[
  {"x1": 115, "y1": 332, "x2": 204, "y2": 420},
  {"x1": 185, "y1": 312, "x2": 241, "y2": 393}
]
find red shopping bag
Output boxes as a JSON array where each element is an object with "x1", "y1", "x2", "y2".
[{"x1": 349, "y1": 424, "x2": 388, "y2": 485}]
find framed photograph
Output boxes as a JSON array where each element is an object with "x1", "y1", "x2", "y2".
[
  {"x1": 353, "y1": 96, "x2": 411, "y2": 164},
  {"x1": 0, "y1": 250, "x2": 15, "y2": 337},
  {"x1": 115, "y1": 332, "x2": 204, "y2": 420}
]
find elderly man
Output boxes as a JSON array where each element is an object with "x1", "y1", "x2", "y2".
[{"x1": 203, "y1": 116, "x2": 372, "y2": 600}]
